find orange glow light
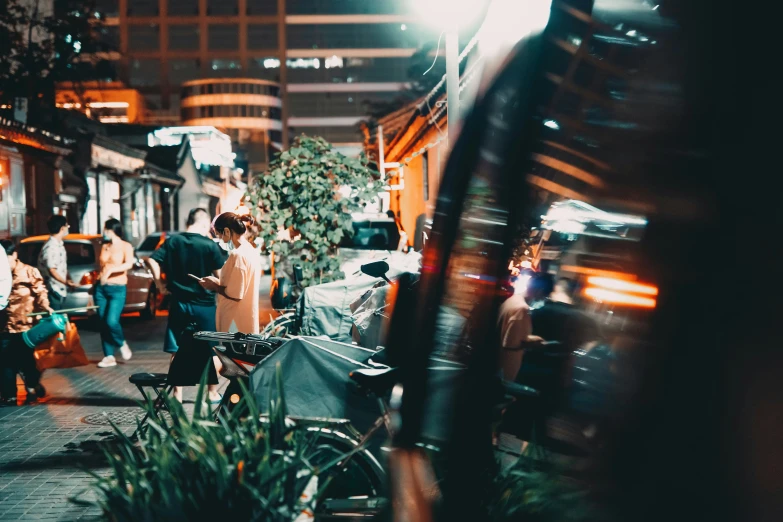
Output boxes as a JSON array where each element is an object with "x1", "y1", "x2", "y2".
[
  {"x1": 584, "y1": 287, "x2": 657, "y2": 308},
  {"x1": 587, "y1": 276, "x2": 658, "y2": 296},
  {"x1": 559, "y1": 265, "x2": 638, "y2": 280}
]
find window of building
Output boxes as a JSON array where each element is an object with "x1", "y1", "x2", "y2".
[
  {"x1": 286, "y1": 0, "x2": 400, "y2": 15},
  {"x1": 128, "y1": 24, "x2": 160, "y2": 51},
  {"x1": 96, "y1": 26, "x2": 120, "y2": 52},
  {"x1": 288, "y1": 91, "x2": 398, "y2": 117},
  {"x1": 208, "y1": 59, "x2": 243, "y2": 77},
  {"x1": 169, "y1": 24, "x2": 200, "y2": 50},
  {"x1": 129, "y1": 59, "x2": 160, "y2": 87},
  {"x1": 95, "y1": 0, "x2": 119, "y2": 18},
  {"x1": 207, "y1": 0, "x2": 239, "y2": 15},
  {"x1": 127, "y1": 0, "x2": 159, "y2": 16},
  {"x1": 168, "y1": 0, "x2": 200, "y2": 16},
  {"x1": 247, "y1": 0, "x2": 276, "y2": 15},
  {"x1": 248, "y1": 57, "x2": 281, "y2": 81},
  {"x1": 287, "y1": 56, "x2": 410, "y2": 83},
  {"x1": 287, "y1": 24, "x2": 419, "y2": 49},
  {"x1": 169, "y1": 59, "x2": 201, "y2": 85},
  {"x1": 208, "y1": 24, "x2": 239, "y2": 50},
  {"x1": 144, "y1": 94, "x2": 163, "y2": 110},
  {"x1": 248, "y1": 24, "x2": 278, "y2": 50}
]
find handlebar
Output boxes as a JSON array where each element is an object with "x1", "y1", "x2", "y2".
[{"x1": 193, "y1": 331, "x2": 284, "y2": 358}]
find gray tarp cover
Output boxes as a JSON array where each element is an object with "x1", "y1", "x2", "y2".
[
  {"x1": 298, "y1": 276, "x2": 379, "y2": 343},
  {"x1": 297, "y1": 254, "x2": 421, "y2": 343},
  {"x1": 249, "y1": 337, "x2": 465, "y2": 448}
]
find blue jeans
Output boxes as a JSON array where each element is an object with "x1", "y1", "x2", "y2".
[
  {"x1": 164, "y1": 299, "x2": 217, "y2": 354},
  {"x1": 94, "y1": 284, "x2": 127, "y2": 357},
  {"x1": 48, "y1": 290, "x2": 66, "y2": 311}
]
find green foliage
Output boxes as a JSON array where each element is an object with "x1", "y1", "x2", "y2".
[
  {"x1": 487, "y1": 447, "x2": 597, "y2": 522},
  {"x1": 0, "y1": 0, "x2": 109, "y2": 123},
  {"x1": 75, "y1": 365, "x2": 359, "y2": 522},
  {"x1": 246, "y1": 135, "x2": 382, "y2": 288}
]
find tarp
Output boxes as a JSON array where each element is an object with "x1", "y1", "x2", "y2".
[
  {"x1": 249, "y1": 337, "x2": 465, "y2": 453},
  {"x1": 297, "y1": 253, "x2": 421, "y2": 343},
  {"x1": 298, "y1": 276, "x2": 380, "y2": 343}
]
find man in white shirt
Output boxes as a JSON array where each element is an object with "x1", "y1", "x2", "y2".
[{"x1": 37, "y1": 215, "x2": 74, "y2": 310}]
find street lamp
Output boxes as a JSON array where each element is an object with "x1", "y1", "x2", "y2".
[
  {"x1": 409, "y1": 0, "x2": 489, "y2": 145},
  {"x1": 411, "y1": 0, "x2": 553, "y2": 145}
]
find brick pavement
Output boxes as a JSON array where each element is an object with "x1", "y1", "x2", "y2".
[{"x1": 0, "y1": 314, "x2": 187, "y2": 521}]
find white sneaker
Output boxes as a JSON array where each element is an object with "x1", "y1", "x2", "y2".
[
  {"x1": 97, "y1": 356, "x2": 117, "y2": 368},
  {"x1": 119, "y1": 343, "x2": 132, "y2": 361}
]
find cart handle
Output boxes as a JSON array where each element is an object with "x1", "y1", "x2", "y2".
[{"x1": 26, "y1": 306, "x2": 99, "y2": 317}]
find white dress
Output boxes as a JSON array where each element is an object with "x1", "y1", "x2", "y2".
[{"x1": 216, "y1": 240, "x2": 261, "y2": 334}]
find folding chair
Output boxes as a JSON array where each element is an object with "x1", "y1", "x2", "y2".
[{"x1": 129, "y1": 372, "x2": 173, "y2": 439}]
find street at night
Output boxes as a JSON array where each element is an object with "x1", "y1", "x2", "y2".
[{"x1": 1, "y1": 0, "x2": 780, "y2": 521}]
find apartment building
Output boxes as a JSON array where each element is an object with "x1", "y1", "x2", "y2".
[{"x1": 93, "y1": 0, "x2": 440, "y2": 159}]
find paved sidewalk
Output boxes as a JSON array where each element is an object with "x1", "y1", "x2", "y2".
[{"x1": 0, "y1": 315, "x2": 178, "y2": 521}]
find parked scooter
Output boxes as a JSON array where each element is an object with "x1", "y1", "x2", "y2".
[{"x1": 202, "y1": 260, "x2": 398, "y2": 417}]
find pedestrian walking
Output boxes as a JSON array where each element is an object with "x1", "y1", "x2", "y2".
[
  {"x1": 147, "y1": 208, "x2": 227, "y2": 403},
  {"x1": 94, "y1": 219, "x2": 135, "y2": 368},
  {"x1": 199, "y1": 212, "x2": 262, "y2": 334},
  {"x1": 37, "y1": 215, "x2": 75, "y2": 310},
  {"x1": 0, "y1": 240, "x2": 52, "y2": 405}
]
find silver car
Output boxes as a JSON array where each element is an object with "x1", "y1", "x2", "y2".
[{"x1": 18, "y1": 234, "x2": 158, "y2": 318}]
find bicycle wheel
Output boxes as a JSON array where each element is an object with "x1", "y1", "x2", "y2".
[{"x1": 302, "y1": 427, "x2": 388, "y2": 519}]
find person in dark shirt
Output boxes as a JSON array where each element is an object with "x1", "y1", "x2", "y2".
[
  {"x1": 147, "y1": 208, "x2": 226, "y2": 402},
  {"x1": 519, "y1": 274, "x2": 602, "y2": 413},
  {"x1": 531, "y1": 276, "x2": 602, "y2": 352}
]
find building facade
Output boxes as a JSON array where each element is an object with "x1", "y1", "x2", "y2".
[
  {"x1": 180, "y1": 78, "x2": 283, "y2": 172},
  {"x1": 94, "y1": 0, "x2": 440, "y2": 157},
  {"x1": 56, "y1": 82, "x2": 148, "y2": 124},
  {"x1": 0, "y1": 117, "x2": 82, "y2": 240}
]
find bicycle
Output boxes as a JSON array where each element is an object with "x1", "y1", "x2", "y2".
[{"x1": 195, "y1": 330, "x2": 393, "y2": 519}]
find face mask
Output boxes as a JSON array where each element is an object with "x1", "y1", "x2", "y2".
[
  {"x1": 218, "y1": 232, "x2": 234, "y2": 252},
  {"x1": 102, "y1": 233, "x2": 112, "y2": 244}
]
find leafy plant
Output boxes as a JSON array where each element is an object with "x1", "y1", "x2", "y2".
[
  {"x1": 75, "y1": 365, "x2": 367, "y2": 521},
  {"x1": 246, "y1": 135, "x2": 382, "y2": 289},
  {"x1": 0, "y1": 0, "x2": 110, "y2": 125},
  {"x1": 487, "y1": 446, "x2": 598, "y2": 522}
]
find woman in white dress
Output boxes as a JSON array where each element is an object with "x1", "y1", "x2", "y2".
[{"x1": 199, "y1": 213, "x2": 262, "y2": 334}]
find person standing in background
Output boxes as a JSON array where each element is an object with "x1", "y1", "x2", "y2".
[
  {"x1": 37, "y1": 215, "x2": 75, "y2": 310},
  {"x1": 0, "y1": 247, "x2": 10, "y2": 313},
  {"x1": 0, "y1": 240, "x2": 52, "y2": 405},
  {"x1": 94, "y1": 219, "x2": 135, "y2": 368},
  {"x1": 147, "y1": 208, "x2": 226, "y2": 403},
  {"x1": 199, "y1": 212, "x2": 262, "y2": 334}
]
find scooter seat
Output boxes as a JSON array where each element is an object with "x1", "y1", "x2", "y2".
[{"x1": 349, "y1": 367, "x2": 399, "y2": 397}]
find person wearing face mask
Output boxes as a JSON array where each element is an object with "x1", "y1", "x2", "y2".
[
  {"x1": 199, "y1": 212, "x2": 262, "y2": 334},
  {"x1": 147, "y1": 208, "x2": 226, "y2": 403},
  {"x1": 95, "y1": 218, "x2": 135, "y2": 368}
]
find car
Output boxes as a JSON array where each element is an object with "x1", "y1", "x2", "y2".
[
  {"x1": 338, "y1": 214, "x2": 416, "y2": 276},
  {"x1": 17, "y1": 234, "x2": 158, "y2": 319},
  {"x1": 134, "y1": 231, "x2": 179, "y2": 261}
]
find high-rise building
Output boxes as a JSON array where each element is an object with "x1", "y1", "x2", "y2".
[{"x1": 95, "y1": 0, "x2": 437, "y2": 162}]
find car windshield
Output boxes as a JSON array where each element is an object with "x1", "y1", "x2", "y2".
[
  {"x1": 16, "y1": 241, "x2": 96, "y2": 267},
  {"x1": 65, "y1": 242, "x2": 96, "y2": 266},
  {"x1": 340, "y1": 221, "x2": 400, "y2": 250},
  {"x1": 137, "y1": 234, "x2": 164, "y2": 251}
]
